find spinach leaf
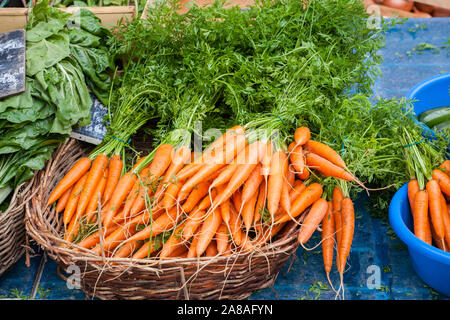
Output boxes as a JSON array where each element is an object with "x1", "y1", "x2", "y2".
[
  {"x1": 26, "y1": 19, "x2": 66, "y2": 43},
  {"x1": 26, "y1": 0, "x2": 71, "y2": 29},
  {"x1": 26, "y1": 33, "x2": 71, "y2": 76}
]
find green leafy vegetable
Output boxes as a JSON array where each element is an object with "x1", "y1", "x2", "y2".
[{"x1": 0, "y1": 0, "x2": 113, "y2": 208}]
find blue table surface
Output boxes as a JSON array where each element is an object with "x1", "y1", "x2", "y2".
[{"x1": 1, "y1": 18, "x2": 449, "y2": 301}]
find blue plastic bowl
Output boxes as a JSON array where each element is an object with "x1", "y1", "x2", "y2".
[
  {"x1": 407, "y1": 72, "x2": 450, "y2": 137},
  {"x1": 389, "y1": 184, "x2": 450, "y2": 297}
]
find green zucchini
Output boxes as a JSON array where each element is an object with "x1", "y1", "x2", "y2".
[
  {"x1": 431, "y1": 120, "x2": 450, "y2": 132},
  {"x1": 418, "y1": 106, "x2": 450, "y2": 128}
]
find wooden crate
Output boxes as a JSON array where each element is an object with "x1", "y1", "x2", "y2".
[
  {"x1": 141, "y1": 0, "x2": 254, "y2": 18},
  {"x1": 0, "y1": 6, "x2": 136, "y2": 33}
]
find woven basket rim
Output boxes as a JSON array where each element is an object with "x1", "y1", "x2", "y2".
[
  {"x1": 26, "y1": 199, "x2": 301, "y2": 268},
  {"x1": 26, "y1": 138, "x2": 301, "y2": 268},
  {"x1": 25, "y1": 138, "x2": 302, "y2": 299},
  {"x1": 0, "y1": 176, "x2": 37, "y2": 276},
  {"x1": 0, "y1": 183, "x2": 25, "y2": 220}
]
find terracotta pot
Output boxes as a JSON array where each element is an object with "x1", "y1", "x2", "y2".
[
  {"x1": 433, "y1": 6, "x2": 450, "y2": 17},
  {"x1": 414, "y1": 1, "x2": 435, "y2": 13},
  {"x1": 412, "y1": 5, "x2": 433, "y2": 17},
  {"x1": 382, "y1": 0, "x2": 414, "y2": 12}
]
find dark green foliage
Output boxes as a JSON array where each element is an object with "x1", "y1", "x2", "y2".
[{"x1": 0, "y1": 0, "x2": 113, "y2": 207}]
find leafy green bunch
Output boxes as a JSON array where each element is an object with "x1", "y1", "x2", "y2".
[
  {"x1": 0, "y1": 0, "x2": 114, "y2": 207},
  {"x1": 107, "y1": 0, "x2": 394, "y2": 146},
  {"x1": 103, "y1": 0, "x2": 446, "y2": 217}
]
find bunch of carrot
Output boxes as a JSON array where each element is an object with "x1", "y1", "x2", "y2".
[
  {"x1": 407, "y1": 160, "x2": 450, "y2": 252},
  {"x1": 400, "y1": 127, "x2": 450, "y2": 253},
  {"x1": 46, "y1": 125, "x2": 357, "y2": 282}
]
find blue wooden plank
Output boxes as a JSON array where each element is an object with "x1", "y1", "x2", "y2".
[
  {"x1": 36, "y1": 259, "x2": 86, "y2": 300},
  {"x1": 0, "y1": 253, "x2": 40, "y2": 299},
  {"x1": 373, "y1": 18, "x2": 450, "y2": 100},
  {"x1": 70, "y1": 93, "x2": 108, "y2": 145}
]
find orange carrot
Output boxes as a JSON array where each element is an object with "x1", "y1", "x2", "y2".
[
  {"x1": 91, "y1": 223, "x2": 138, "y2": 255},
  {"x1": 176, "y1": 130, "x2": 245, "y2": 181},
  {"x1": 85, "y1": 167, "x2": 108, "y2": 223},
  {"x1": 432, "y1": 169, "x2": 450, "y2": 197},
  {"x1": 276, "y1": 183, "x2": 323, "y2": 224},
  {"x1": 305, "y1": 153, "x2": 354, "y2": 181},
  {"x1": 322, "y1": 201, "x2": 335, "y2": 279},
  {"x1": 198, "y1": 188, "x2": 217, "y2": 211},
  {"x1": 125, "y1": 207, "x2": 180, "y2": 243},
  {"x1": 175, "y1": 163, "x2": 202, "y2": 182},
  {"x1": 63, "y1": 173, "x2": 88, "y2": 226},
  {"x1": 431, "y1": 221, "x2": 446, "y2": 251},
  {"x1": 407, "y1": 179, "x2": 420, "y2": 213},
  {"x1": 196, "y1": 209, "x2": 222, "y2": 257},
  {"x1": 103, "y1": 155, "x2": 123, "y2": 204},
  {"x1": 439, "y1": 193, "x2": 449, "y2": 251},
  {"x1": 439, "y1": 160, "x2": 450, "y2": 175},
  {"x1": 162, "y1": 178, "x2": 185, "y2": 210},
  {"x1": 241, "y1": 163, "x2": 264, "y2": 205},
  {"x1": 220, "y1": 199, "x2": 232, "y2": 226},
  {"x1": 444, "y1": 205, "x2": 450, "y2": 250},
  {"x1": 161, "y1": 146, "x2": 191, "y2": 185},
  {"x1": 413, "y1": 190, "x2": 431, "y2": 244},
  {"x1": 253, "y1": 180, "x2": 267, "y2": 227},
  {"x1": 209, "y1": 142, "x2": 266, "y2": 211},
  {"x1": 289, "y1": 181, "x2": 306, "y2": 202},
  {"x1": 298, "y1": 167, "x2": 310, "y2": 181},
  {"x1": 123, "y1": 163, "x2": 154, "y2": 214},
  {"x1": 129, "y1": 144, "x2": 174, "y2": 216},
  {"x1": 113, "y1": 239, "x2": 140, "y2": 258},
  {"x1": 121, "y1": 173, "x2": 146, "y2": 221},
  {"x1": 182, "y1": 209, "x2": 206, "y2": 240},
  {"x1": 304, "y1": 140, "x2": 346, "y2": 168},
  {"x1": 75, "y1": 154, "x2": 108, "y2": 220},
  {"x1": 160, "y1": 223, "x2": 186, "y2": 258},
  {"x1": 294, "y1": 127, "x2": 311, "y2": 146},
  {"x1": 228, "y1": 204, "x2": 243, "y2": 246},
  {"x1": 101, "y1": 172, "x2": 137, "y2": 229},
  {"x1": 178, "y1": 135, "x2": 247, "y2": 202},
  {"x1": 332, "y1": 186, "x2": 344, "y2": 252},
  {"x1": 253, "y1": 222, "x2": 286, "y2": 247},
  {"x1": 298, "y1": 198, "x2": 328, "y2": 244},
  {"x1": 261, "y1": 141, "x2": 273, "y2": 179},
  {"x1": 196, "y1": 125, "x2": 245, "y2": 164},
  {"x1": 132, "y1": 239, "x2": 164, "y2": 259},
  {"x1": 280, "y1": 178, "x2": 292, "y2": 215},
  {"x1": 231, "y1": 188, "x2": 242, "y2": 213},
  {"x1": 286, "y1": 166, "x2": 295, "y2": 187},
  {"x1": 76, "y1": 223, "x2": 120, "y2": 250},
  {"x1": 147, "y1": 144, "x2": 174, "y2": 177},
  {"x1": 205, "y1": 240, "x2": 218, "y2": 257},
  {"x1": 208, "y1": 161, "x2": 240, "y2": 191},
  {"x1": 241, "y1": 183, "x2": 259, "y2": 232},
  {"x1": 181, "y1": 181, "x2": 210, "y2": 213},
  {"x1": 267, "y1": 150, "x2": 288, "y2": 217},
  {"x1": 426, "y1": 179, "x2": 445, "y2": 240},
  {"x1": 337, "y1": 197, "x2": 355, "y2": 275},
  {"x1": 288, "y1": 142, "x2": 305, "y2": 174},
  {"x1": 55, "y1": 185, "x2": 73, "y2": 213},
  {"x1": 47, "y1": 157, "x2": 91, "y2": 205},
  {"x1": 88, "y1": 207, "x2": 160, "y2": 252},
  {"x1": 187, "y1": 236, "x2": 200, "y2": 258},
  {"x1": 216, "y1": 223, "x2": 229, "y2": 253}
]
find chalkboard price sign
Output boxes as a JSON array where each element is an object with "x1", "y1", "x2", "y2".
[{"x1": 0, "y1": 29, "x2": 26, "y2": 99}]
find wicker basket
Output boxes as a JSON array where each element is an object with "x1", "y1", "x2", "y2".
[
  {"x1": 25, "y1": 138, "x2": 302, "y2": 300},
  {"x1": 0, "y1": 179, "x2": 35, "y2": 277}
]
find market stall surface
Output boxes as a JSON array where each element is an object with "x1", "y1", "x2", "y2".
[{"x1": 0, "y1": 18, "x2": 449, "y2": 300}]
